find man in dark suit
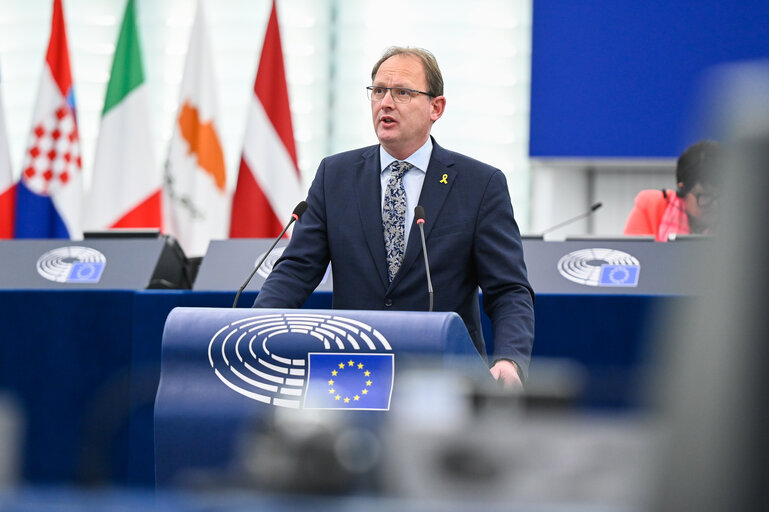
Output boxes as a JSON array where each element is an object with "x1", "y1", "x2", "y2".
[{"x1": 254, "y1": 47, "x2": 534, "y2": 388}]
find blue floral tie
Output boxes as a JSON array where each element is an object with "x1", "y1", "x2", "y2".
[{"x1": 383, "y1": 161, "x2": 412, "y2": 282}]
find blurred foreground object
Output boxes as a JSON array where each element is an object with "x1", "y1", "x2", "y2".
[
  {"x1": 213, "y1": 361, "x2": 653, "y2": 508},
  {"x1": 649, "y1": 61, "x2": 769, "y2": 511},
  {"x1": 0, "y1": 394, "x2": 22, "y2": 489}
]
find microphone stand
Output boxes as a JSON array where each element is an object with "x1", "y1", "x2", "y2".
[
  {"x1": 541, "y1": 202, "x2": 603, "y2": 235},
  {"x1": 232, "y1": 220, "x2": 295, "y2": 308},
  {"x1": 232, "y1": 200, "x2": 308, "y2": 307},
  {"x1": 415, "y1": 206, "x2": 434, "y2": 312}
]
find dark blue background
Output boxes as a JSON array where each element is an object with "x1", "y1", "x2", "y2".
[{"x1": 529, "y1": 0, "x2": 769, "y2": 157}]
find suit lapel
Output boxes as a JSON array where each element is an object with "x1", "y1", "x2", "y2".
[
  {"x1": 390, "y1": 140, "x2": 456, "y2": 290},
  {"x1": 355, "y1": 146, "x2": 390, "y2": 289}
]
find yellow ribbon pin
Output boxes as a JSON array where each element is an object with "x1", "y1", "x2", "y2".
[{"x1": 439, "y1": 174, "x2": 448, "y2": 184}]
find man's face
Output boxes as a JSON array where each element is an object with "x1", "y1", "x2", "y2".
[{"x1": 371, "y1": 54, "x2": 445, "y2": 160}]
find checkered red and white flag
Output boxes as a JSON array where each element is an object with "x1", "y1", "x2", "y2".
[
  {"x1": 21, "y1": 104, "x2": 81, "y2": 198},
  {"x1": 14, "y1": 0, "x2": 82, "y2": 239}
]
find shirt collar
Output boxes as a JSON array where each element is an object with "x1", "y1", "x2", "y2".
[{"x1": 379, "y1": 137, "x2": 433, "y2": 174}]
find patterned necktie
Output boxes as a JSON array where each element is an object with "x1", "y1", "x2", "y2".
[{"x1": 382, "y1": 160, "x2": 413, "y2": 282}]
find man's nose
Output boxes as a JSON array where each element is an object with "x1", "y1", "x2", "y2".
[{"x1": 380, "y1": 89, "x2": 396, "y2": 108}]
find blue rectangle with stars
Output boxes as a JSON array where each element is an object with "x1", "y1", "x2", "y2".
[
  {"x1": 67, "y1": 262, "x2": 106, "y2": 283},
  {"x1": 599, "y1": 264, "x2": 640, "y2": 287},
  {"x1": 303, "y1": 353, "x2": 394, "y2": 410}
]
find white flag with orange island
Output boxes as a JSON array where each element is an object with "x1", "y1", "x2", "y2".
[{"x1": 163, "y1": 0, "x2": 228, "y2": 256}]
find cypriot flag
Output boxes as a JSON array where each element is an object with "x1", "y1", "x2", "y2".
[
  {"x1": 163, "y1": 0, "x2": 228, "y2": 256},
  {"x1": 87, "y1": 0, "x2": 161, "y2": 230}
]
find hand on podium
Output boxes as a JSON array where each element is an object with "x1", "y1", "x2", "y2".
[{"x1": 490, "y1": 359, "x2": 523, "y2": 390}]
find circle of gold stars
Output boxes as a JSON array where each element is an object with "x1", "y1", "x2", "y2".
[{"x1": 327, "y1": 358, "x2": 373, "y2": 404}]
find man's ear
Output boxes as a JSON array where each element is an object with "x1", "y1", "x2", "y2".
[{"x1": 430, "y1": 96, "x2": 446, "y2": 122}]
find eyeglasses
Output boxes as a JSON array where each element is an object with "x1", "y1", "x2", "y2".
[
  {"x1": 366, "y1": 86, "x2": 432, "y2": 103},
  {"x1": 695, "y1": 192, "x2": 718, "y2": 208}
]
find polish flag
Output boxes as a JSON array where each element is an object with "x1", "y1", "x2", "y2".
[
  {"x1": 0, "y1": 62, "x2": 13, "y2": 238},
  {"x1": 14, "y1": 0, "x2": 82, "y2": 239},
  {"x1": 86, "y1": 0, "x2": 161, "y2": 230},
  {"x1": 229, "y1": 0, "x2": 302, "y2": 237}
]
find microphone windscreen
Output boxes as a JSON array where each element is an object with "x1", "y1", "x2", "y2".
[
  {"x1": 293, "y1": 201, "x2": 309, "y2": 218},
  {"x1": 414, "y1": 205, "x2": 426, "y2": 221}
]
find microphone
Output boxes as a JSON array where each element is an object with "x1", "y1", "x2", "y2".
[
  {"x1": 414, "y1": 206, "x2": 434, "y2": 312},
  {"x1": 541, "y1": 202, "x2": 602, "y2": 235},
  {"x1": 232, "y1": 201, "x2": 308, "y2": 308}
]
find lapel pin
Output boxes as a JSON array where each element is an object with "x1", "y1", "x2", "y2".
[{"x1": 439, "y1": 173, "x2": 448, "y2": 184}]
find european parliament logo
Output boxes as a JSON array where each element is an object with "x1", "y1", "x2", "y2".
[
  {"x1": 599, "y1": 264, "x2": 639, "y2": 286},
  {"x1": 208, "y1": 313, "x2": 395, "y2": 409},
  {"x1": 557, "y1": 248, "x2": 640, "y2": 288},
  {"x1": 303, "y1": 353, "x2": 394, "y2": 410},
  {"x1": 36, "y1": 246, "x2": 107, "y2": 283}
]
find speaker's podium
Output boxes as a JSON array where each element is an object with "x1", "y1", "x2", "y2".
[{"x1": 154, "y1": 307, "x2": 491, "y2": 487}]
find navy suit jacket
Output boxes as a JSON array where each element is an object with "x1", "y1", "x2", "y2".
[{"x1": 253, "y1": 139, "x2": 535, "y2": 379}]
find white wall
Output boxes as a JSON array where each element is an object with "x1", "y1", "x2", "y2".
[{"x1": 530, "y1": 160, "x2": 675, "y2": 238}]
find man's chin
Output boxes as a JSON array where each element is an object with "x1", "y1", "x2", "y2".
[
  {"x1": 376, "y1": 131, "x2": 399, "y2": 146},
  {"x1": 376, "y1": 126, "x2": 398, "y2": 137}
]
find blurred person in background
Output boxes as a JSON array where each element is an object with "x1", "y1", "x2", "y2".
[{"x1": 624, "y1": 140, "x2": 723, "y2": 241}]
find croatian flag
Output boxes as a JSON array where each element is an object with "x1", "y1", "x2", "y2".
[
  {"x1": 14, "y1": 0, "x2": 82, "y2": 239},
  {"x1": 229, "y1": 0, "x2": 303, "y2": 237}
]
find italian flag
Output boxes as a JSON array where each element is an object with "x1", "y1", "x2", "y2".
[{"x1": 86, "y1": 0, "x2": 161, "y2": 230}]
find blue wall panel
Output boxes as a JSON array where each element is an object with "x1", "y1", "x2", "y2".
[{"x1": 530, "y1": 0, "x2": 769, "y2": 158}]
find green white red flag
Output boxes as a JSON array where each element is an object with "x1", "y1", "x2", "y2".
[{"x1": 86, "y1": 0, "x2": 161, "y2": 230}]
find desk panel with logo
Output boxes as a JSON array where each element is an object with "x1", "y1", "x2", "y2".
[
  {"x1": 196, "y1": 238, "x2": 706, "y2": 296},
  {"x1": 0, "y1": 238, "x2": 189, "y2": 290}
]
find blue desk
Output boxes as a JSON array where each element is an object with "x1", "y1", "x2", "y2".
[{"x1": 0, "y1": 287, "x2": 675, "y2": 487}]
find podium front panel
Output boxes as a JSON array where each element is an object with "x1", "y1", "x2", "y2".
[{"x1": 154, "y1": 307, "x2": 488, "y2": 485}]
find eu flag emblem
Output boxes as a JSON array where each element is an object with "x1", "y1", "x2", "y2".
[
  {"x1": 599, "y1": 264, "x2": 639, "y2": 287},
  {"x1": 303, "y1": 353, "x2": 394, "y2": 410},
  {"x1": 67, "y1": 261, "x2": 105, "y2": 283}
]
